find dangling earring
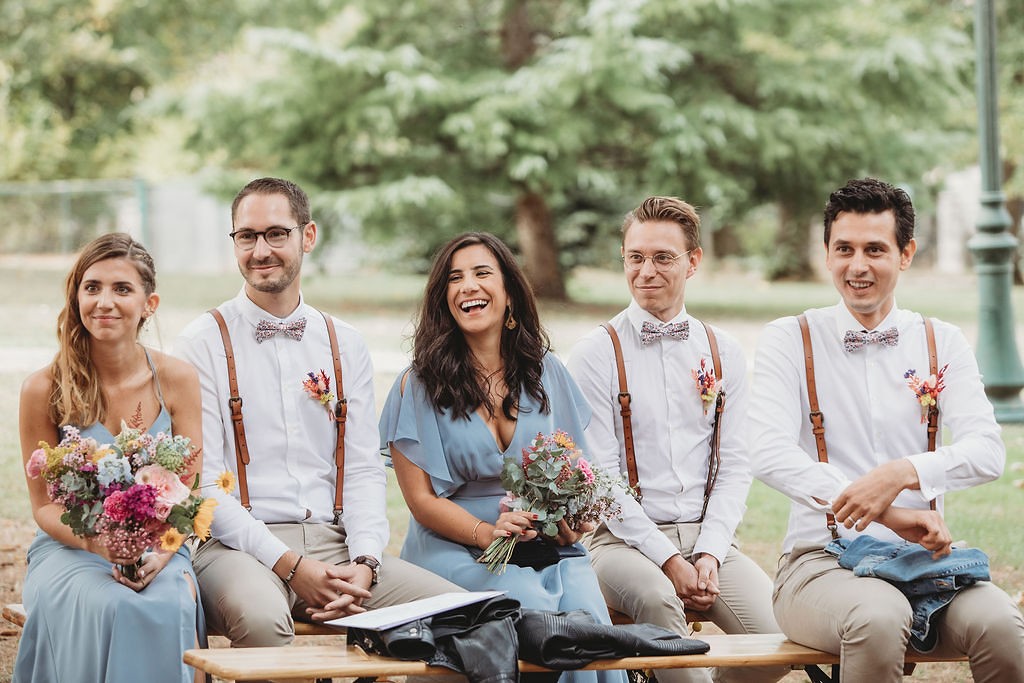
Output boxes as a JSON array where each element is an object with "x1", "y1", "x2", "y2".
[{"x1": 505, "y1": 306, "x2": 517, "y2": 330}]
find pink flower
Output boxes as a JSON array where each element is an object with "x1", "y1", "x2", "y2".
[
  {"x1": 135, "y1": 464, "x2": 190, "y2": 507},
  {"x1": 153, "y1": 499, "x2": 174, "y2": 521},
  {"x1": 103, "y1": 490, "x2": 130, "y2": 522},
  {"x1": 26, "y1": 449, "x2": 46, "y2": 478},
  {"x1": 577, "y1": 457, "x2": 595, "y2": 485},
  {"x1": 122, "y1": 484, "x2": 158, "y2": 521}
]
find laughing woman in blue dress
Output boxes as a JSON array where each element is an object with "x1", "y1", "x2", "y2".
[
  {"x1": 15, "y1": 233, "x2": 206, "y2": 683},
  {"x1": 381, "y1": 232, "x2": 626, "y2": 683}
]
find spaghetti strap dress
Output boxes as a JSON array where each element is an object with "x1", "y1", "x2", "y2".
[
  {"x1": 14, "y1": 348, "x2": 207, "y2": 683},
  {"x1": 380, "y1": 353, "x2": 627, "y2": 683}
]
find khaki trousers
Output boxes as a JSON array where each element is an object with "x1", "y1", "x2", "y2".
[
  {"x1": 773, "y1": 544, "x2": 1024, "y2": 683},
  {"x1": 193, "y1": 523, "x2": 461, "y2": 647},
  {"x1": 586, "y1": 524, "x2": 785, "y2": 683}
]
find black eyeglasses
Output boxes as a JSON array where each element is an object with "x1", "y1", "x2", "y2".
[{"x1": 228, "y1": 225, "x2": 303, "y2": 250}]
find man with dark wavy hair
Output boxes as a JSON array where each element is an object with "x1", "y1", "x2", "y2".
[{"x1": 749, "y1": 177, "x2": 1024, "y2": 681}]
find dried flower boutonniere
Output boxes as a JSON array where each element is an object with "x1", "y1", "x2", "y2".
[
  {"x1": 691, "y1": 358, "x2": 719, "y2": 415},
  {"x1": 302, "y1": 369, "x2": 335, "y2": 419},
  {"x1": 904, "y1": 365, "x2": 948, "y2": 423}
]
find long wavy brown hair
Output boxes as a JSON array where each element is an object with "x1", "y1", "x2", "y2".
[
  {"x1": 49, "y1": 233, "x2": 157, "y2": 427},
  {"x1": 412, "y1": 232, "x2": 550, "y2": 421}
]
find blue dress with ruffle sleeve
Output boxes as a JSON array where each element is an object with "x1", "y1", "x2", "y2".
[{"x1": 380, "y1": 353, "x2": 626, "y2": 683}]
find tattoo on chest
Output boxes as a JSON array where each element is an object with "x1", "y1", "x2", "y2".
[{"x1": 126, "y1": 402, "x2": 144, "y2": 429}]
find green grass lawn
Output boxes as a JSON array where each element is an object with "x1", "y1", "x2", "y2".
[{"x1": 1, "y1": 259, "x2": 1022, "y2": 683}]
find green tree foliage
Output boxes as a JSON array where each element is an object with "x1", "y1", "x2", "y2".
[
  {"x1": 0, "y1": 0, "x2": 334, "y2": 181},
  {"x1": 184, "y1": 0, "x2": 978, "y2": 290}
]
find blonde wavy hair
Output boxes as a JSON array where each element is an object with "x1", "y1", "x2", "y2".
[{"x1": 49, "y1": 233, "x2": 157, "y2": 427}]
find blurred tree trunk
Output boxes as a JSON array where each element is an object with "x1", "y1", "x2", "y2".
[
  {"x1": 501, "y1": 0, "x2": 567, "y2": 299},
  {"x1": 767, "y1": 200, "x2": 817, "y2": 281},
  {"x1": 516, "y1": 192, "x2": 567, "y2": 299}
]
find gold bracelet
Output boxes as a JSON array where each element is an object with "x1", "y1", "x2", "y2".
[{"x1": 471, "y1": 520, "x2": 485, "y2": 546}]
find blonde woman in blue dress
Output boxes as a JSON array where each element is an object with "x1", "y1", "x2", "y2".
[
  {"x1": 381, "y1": 232, "x2": 626, "y2": 683},
  {"x1": 15, "y1": 233, "x2": 206, "y2": 683}
]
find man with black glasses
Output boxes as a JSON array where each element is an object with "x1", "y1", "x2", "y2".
[
  {"x1": 569, "y1": 196, "x2": 783, "y2": 683},
  {"x1": 175, "y1": 177, "x2": 457, "y2": 649}
]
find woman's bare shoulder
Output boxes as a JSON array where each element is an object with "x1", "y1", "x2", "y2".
[
  {"x1": 20, "y1": 366, "x2": 55, "y2": 402},
  {"x1": 147, "y1": 348, "x2": 199, "y2": 387}
]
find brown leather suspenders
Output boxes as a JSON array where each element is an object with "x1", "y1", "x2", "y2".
[
  {"x1": 601, "y1": 321, "x2": 726, "y2": 521},
  {"x1": 923, "y1": 317, "x2": 939, "y2": 457},
  {"x1": 798, "y1": 313, "x2": 939, "y2": 539},
  {"x1": 208, "y1": 308, "x2": 347, "y2": 522},
  {"x1": 602, "y1": 323, "x2": 638, "y2": 495},
  {"x1": 797, "y1": 314, "x2": 838, "y2": 538},
  {"x1": 209, "y1": 308, "x2": 253, "y2": 510}
]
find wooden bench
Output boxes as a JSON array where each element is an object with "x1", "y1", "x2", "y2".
[
  {"x1": 6, "y1": 602, "x2": 967, "y2": 682},
  {"x1": 182, "y1": 633, "x2": 969, "y2": 683}
]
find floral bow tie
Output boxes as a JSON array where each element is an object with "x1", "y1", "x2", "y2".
[
  {"x1": 843, "y1": 326, "x2": 898, "y2": 353},
  {"x1": 255, "y1": 317, "x2": 307, "y2": 343},
  {"x1": 640, "y1": 320, "x2": 689, "y2": 345}
]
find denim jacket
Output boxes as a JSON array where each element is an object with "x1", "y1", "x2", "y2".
[{"x1": 825, "y1": 536, "x2": 990, "y2": 652}]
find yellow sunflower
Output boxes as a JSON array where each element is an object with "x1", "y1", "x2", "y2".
[
  {"x1": 216, "y1": 471, "x2": 236, "y2": 494},
  {"x1": 160, "y1": 527, "x2": 186, "y2": 552},
  {"x1": 192, "y1": 498, "x2": 218, "y2": 541}
]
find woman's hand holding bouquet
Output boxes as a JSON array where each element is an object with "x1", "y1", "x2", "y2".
[
  {"x1": 478, "y1": 430, "x2": 632, "y2": 574},
  {"x1": 26, "y1": 423, "x2": 234, "y2": 588}
]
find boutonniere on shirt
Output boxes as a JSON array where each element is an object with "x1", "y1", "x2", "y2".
[
  {"x1": 691, "y1": 358, "x2": 719, "y2": 415},
  {"x1": 302, "y1": 369, "x2": 335, "y2": 418},
  {"x1": 903, "y1": 365, "x2": 948, "y2": 423}
]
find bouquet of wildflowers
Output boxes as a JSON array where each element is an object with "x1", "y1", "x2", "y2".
[
  {"x1": 25, "y1": 423, "x2": 232, "y2": 580},
  {"x1": 478, "y1": 430, "x2": 630, "y2": 574}
]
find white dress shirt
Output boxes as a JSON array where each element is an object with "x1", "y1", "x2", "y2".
[
  {"x1": 749, "y1": 302, "x2": 1004, "y2": 552},
  {"x1": 568, "y1": 301, "x2": 752, "y2": 565},
  {"x1": 174, "y1": 288, "x2": 387, "y2": 569}
]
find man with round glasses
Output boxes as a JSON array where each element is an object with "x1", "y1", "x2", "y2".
[
  {"x1": 175, "y1": 177, "x2": 459, "y2": 652},
  {"x1": 569, "y1": 196, "x2": 784, "y2": 683}
]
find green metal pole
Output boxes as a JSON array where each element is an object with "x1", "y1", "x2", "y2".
[{"x1": 967, "y1": 0, "x2": 1024, "y2": 421}]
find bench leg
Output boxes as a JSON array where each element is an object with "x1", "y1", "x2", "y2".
[{"x1": 803, "y1": 664, "x2": 839, "y2": 683}]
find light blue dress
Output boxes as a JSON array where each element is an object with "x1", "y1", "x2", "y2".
[
  {"x1": 380, "y1": 354, "x2": 627, "y2": 683},
  {"x1": 14, "y1": 352, "x2": 206, "y2": 683}
]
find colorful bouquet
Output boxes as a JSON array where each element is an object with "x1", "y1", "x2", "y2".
[
  {"x1": 25, "y1": 423, "x2": 231, "y2": 579},
  {"x1": 904, "y1": 365, "x2": 948, "y2": 423},
  {"x1": 477, "y1": 430, "x2": 630, "y2": 574}
]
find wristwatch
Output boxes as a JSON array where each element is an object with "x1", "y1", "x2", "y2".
[{"x1": 353, "y1": 555, "x2": 380, "y2": 586}]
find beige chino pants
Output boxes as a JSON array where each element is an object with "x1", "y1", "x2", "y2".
[
  {"x1": 773, "y1": 544, "x2": 1024, "y2": 683},
  {"x1": 586, "y1": 523, "x2": 786, "y2": 683},
  {"x1": 193, "y1": 522, "x2": 461, "y2": 647}
]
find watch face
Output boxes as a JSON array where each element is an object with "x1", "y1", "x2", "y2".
[{"x1": 354, "y1": 556, "x2": 380, "y2": 585}]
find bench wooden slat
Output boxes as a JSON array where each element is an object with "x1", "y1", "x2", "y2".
[
  {"x1": 3, "y1": 604, "x2": 27, "y2": 629},
  {"x1": 5, "y1": 602, "x2": 342, "y2": 638},
  {"x1": 182, "y1": 635, "x2": 967, "y2": 681}
]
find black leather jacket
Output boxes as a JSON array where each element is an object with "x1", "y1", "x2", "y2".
[{"x1": 347, "y1": 597, "x2": 710, "y2": 683}]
